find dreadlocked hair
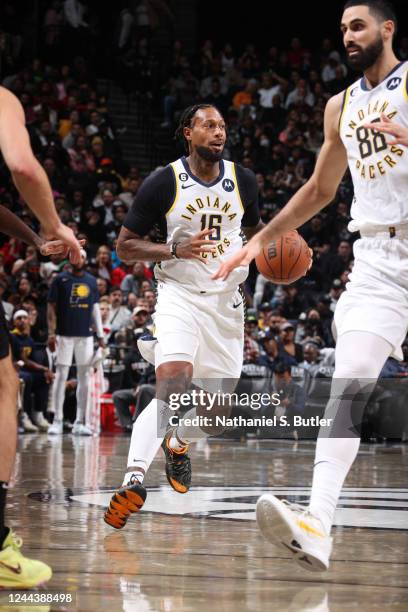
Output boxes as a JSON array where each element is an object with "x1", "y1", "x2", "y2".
[{"x1": 174, "y1": 104, "x2": 216, "y2": 153}]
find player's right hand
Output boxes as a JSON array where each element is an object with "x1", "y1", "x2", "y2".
[
  {"x1": 40, "y1": 238, "x2": 86, "y2": 257},
  {"x1": 176, "y1": 228, "x2": 217, "y2": 262},
  {"x1": 213, "y1": 237, "x2": 262, "y2": 281},
  {"x1": 42, "y1": 222, "x2": 82, "y2": 264}
]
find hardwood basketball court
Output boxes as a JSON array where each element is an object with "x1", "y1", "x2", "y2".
[{"x1": 3, "y1": 435, "x2": 407, "y2": 611}]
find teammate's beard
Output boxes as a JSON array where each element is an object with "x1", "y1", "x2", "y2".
[
  {"x1": 195, "y1": 145, "x2": 224, "y2": 162},
  {"x1": 346, "y1": 34, "x2": 384, "y2": 72}
]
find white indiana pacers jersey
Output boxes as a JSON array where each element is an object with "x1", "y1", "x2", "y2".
[
  {"x1": 155, "y1": 157, "x2": 248, "y2": 294},
  {"x1": 339, "y1": 61, "x2": 408, "y2": 230}
]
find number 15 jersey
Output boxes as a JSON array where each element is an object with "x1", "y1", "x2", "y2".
[
  {"x1": 339, "y1": 61, "x2": 408, "y2": 229},
  {"x1": 123, "y1": 156, "x2": 260, "y2": 294}
]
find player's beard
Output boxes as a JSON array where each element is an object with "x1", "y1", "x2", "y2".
[
  {"x1": 195, "y1": 145, "x2": 224, "y2": 162},
  {"x1": 346, "y1": 34, "x2": 384, "y2": 72}
]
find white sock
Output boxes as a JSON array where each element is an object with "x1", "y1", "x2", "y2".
[
  {"x1": 124, "y1": 398, "x2": 171, "y2": 484},
  {"x1": 122, "y1": 470, "x2": 144, "y2": 486},
  {"x1": 308, "y1": 331, "x2": 392, "y2": 535},
  {"x1": 309, "y1": 437, "x2": 360, "y2": 535}
]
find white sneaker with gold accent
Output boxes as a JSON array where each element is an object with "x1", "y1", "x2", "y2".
[{"x1": 256, "y1": 495, "x2": 332, "y2": 572}]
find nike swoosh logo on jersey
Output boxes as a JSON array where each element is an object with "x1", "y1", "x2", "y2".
[
  {"x1": 232, "y1": 301, "x2": 243, "y2": 309},
  {"x1": 181, "y1": 184, "x2": 195, "y2": 189},
  {"x1": 0, "y1": 561, "x2": 22, "y2": 574}
]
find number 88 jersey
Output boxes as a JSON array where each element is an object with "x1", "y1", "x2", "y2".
[{"x1": 339, "y1": 61, "x2": 408, "y2": 229}]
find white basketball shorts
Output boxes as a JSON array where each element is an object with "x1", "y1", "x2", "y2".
[
  {"x1": 56, "y1": 335, "x2": 94, "y2": 366},
  {"x1": 153, "y1": 281, "x2": 244, "y2": 380},
  {"x1": 334, "y1": 235, "x2": 408, "y2": 360}
]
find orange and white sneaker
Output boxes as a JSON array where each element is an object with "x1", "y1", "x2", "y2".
[
  {"x1": 162, "y1": 433, "x2": 191, "y2": 494},
  {"x1": 104, "y1": 479, "x2": 147, "y2": 530},
  {"x1": 0, "y1": 528, "x2": 52, "y2": 588},
  {"x1": 256, "y1": 495, "x2": 333, "y2": 572}
]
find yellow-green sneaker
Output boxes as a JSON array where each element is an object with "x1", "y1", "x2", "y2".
[{"x1": 0, "y1": 529, "x2": 52, "y2": 588}]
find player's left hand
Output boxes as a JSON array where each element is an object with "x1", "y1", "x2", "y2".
[
  {"x1": 364, "y1": 113, "x2": 408, "y2": 147},
  {"x1": 212, "y1": 237, "x2": 262, "y2": 281},
  {"x1": 97, "y1": 337, "x2": 106, "y2": 349}
]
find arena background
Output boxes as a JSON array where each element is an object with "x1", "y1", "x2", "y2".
[{"x1": 0, "y1": 2, "x2": 407, "y2": 610}]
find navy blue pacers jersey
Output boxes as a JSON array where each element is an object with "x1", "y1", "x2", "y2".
[{"x1": 48, "y1": 271, "x2": 99, "y2": 337}]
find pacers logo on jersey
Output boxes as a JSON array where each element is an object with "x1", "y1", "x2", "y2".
[{"x1": 70, "y1": 283, "x2": 90, "y2": 306}]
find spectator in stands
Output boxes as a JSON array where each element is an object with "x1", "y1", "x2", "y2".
[
  {"x1": 277, "y1": 322, "x2": 303, "y2": 366},
  {"x1": 280, "y1": 285, "x2": 308, "y2": 320},
  {"x1": 299, "y1": 342, "x2": 321, "y2": 372},
  {"x1": 245, "y1": 313, "x2": 259, "y2": 340},
  {"x1": 200, "y1": 59, "x2": 229, "y2": 98},
  {"x1": 232, "y1": 79, "x2": 258, "y2": 111},
  {"x1": 95, "y1": 245, "x2": 113, "y2": 282},
  {"x1": 271, "y1": 362, "x2": 306, "y2": 437},
  {"x1": 120, "y1": 262, "x2": 146, "y2": 301},
  {"x1": 118, "y1": 179, "x2": 139, "y2": 208},
  {"x1": 203, "y1": 78, "x2": 230, "y2": 116},
  {"x1": 320, "y1": 240, "x2": 353, "y2": 286},
  {"x1": 259, "y1": 330, "x2": 279, "y2": 372},
  {"x1": 258, "y1": 72, "x2": 286, "y2": 115},
  {"x1": 99, "y1": 297, "x2": 112, "y2": 343},
  {"x1": 142, "y1": 288, "x2": 156, "y2": 314},
  {"x1": 285, "y1": 78, "x2": 315, "y2": 109},
  {"x1": 0, "y1": 280, "x2": 13, "y2": 321},
  {"x1": 327, "y1": 278, "x2": 344, "y2": 313},
  {"x1": 108, "y1": 286, "x2": 131, "y2": 334},
  {"x1": 258, "y1": 302, "x2": 273, "y2": 330},
  {"x1": 96, "y1": 276, "x2": 109, "y2": 298},
  {"x1": 11, "y1": 245, "x2": 40, "y2": 278},
  {"x1": 11, "y1": 310, "x2": 54, "y2": 433},
  {"x1": 115, "y1": 305, "x2": 150, "y2": 347}
]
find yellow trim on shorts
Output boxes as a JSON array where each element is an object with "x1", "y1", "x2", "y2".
[
  {"x1": 166, "y1": 162, "x2": 179, "y2": 216},
  {"x1": 231, "y1": 162, "x2": 244, "y2": 212},
  {"x1": 338, "y1": 86, "x2": 351, "y2": 132}
]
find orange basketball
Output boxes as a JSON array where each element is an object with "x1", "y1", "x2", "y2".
[{"x1": 255, "y1": 230, "x2": 311, "y2": 285}]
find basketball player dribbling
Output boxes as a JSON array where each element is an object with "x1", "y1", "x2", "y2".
[
  {"x1": 214, "y1": 0, "x2": 408, "y2": 571},
  {"x1": 104, "y1": 104, "x2": 263, "y2": 529},
  {"x1": 0, "y1": 85, "x2": 82, "y2": 588}
]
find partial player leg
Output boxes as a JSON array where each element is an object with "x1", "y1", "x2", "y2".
[
  {"x1": 0, "y1": 353, "x2": 18, "y2": 542},
  {"x1": 72, "y1": 336, "x2": 94, "y2": 435},
  {"x1": 72, "y1": 365, "x2": 92, "y2": 435},
  {"x1": 0, "y1": 348, "x2": 52, "y2": 588},
  {"x1": 48, "y1": 365, "x2": 70, "y2": 434},
  {"x1": 49, "y1": 336, "x2": 73, "y2": 434},
  {"x1": 256, "y1": 331, "x2": 392, "y2": 572},
  {"x1": 104, "y1": 359, "x2": 193, "y2": 529}
]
